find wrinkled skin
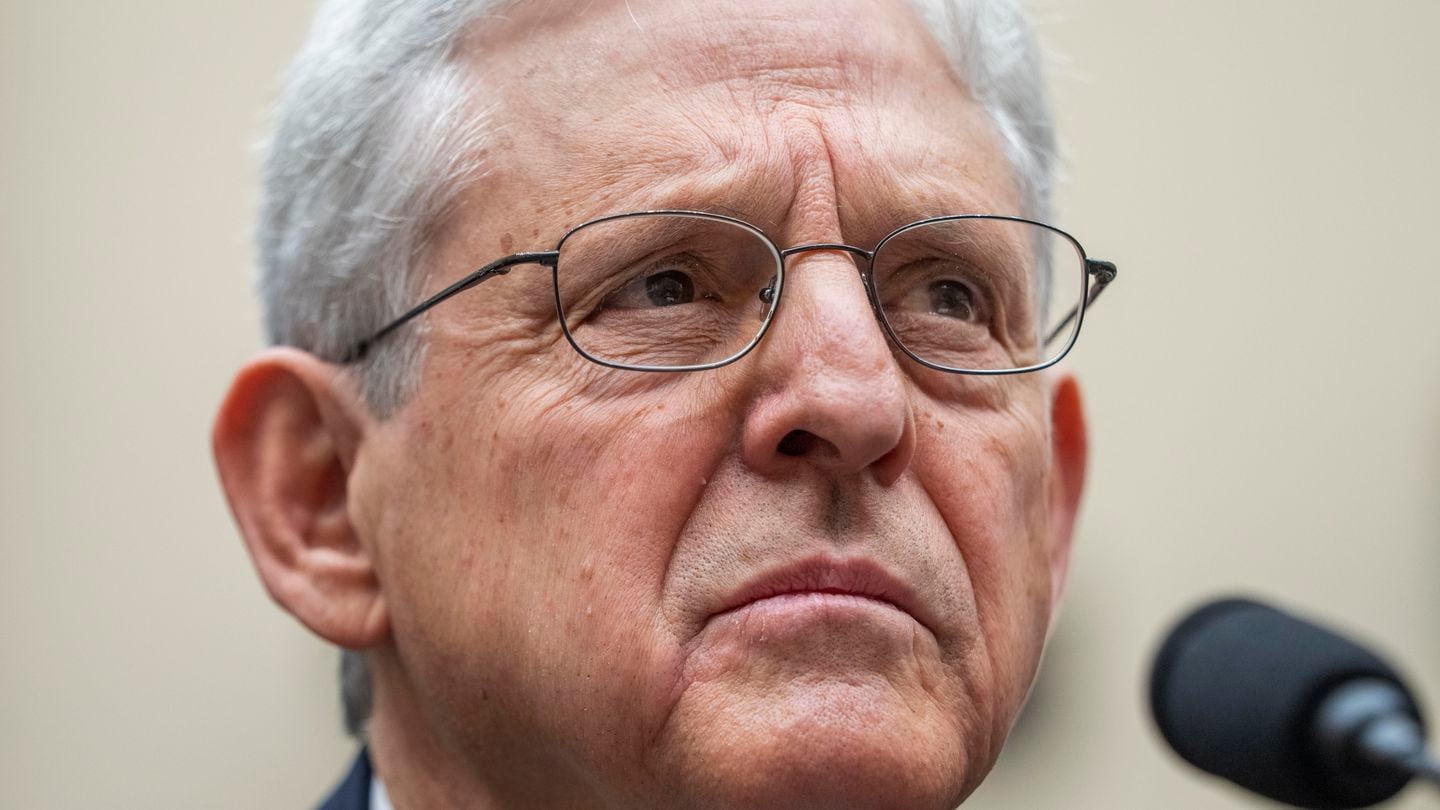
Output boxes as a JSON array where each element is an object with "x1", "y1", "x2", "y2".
[{"x1": 214, "y1": 0, "x2": 1087, "y2": 808}]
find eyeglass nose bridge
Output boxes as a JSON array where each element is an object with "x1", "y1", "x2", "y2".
[
  {"x1": 769, "y1": 242, "x2": 882, "y2": 314},
  {"x1": 779, "y1": 242, "x2": 874, "y2": 263}
]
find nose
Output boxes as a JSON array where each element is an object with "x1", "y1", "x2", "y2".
[{"x1": 740, "y1": 249, "x2": 916, "y2": 486}]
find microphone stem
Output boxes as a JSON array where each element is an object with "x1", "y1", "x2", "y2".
[
  {"x1": 1401, "y1": 752, "x2": 1440, "y2": 788},
  {"x1": 1356, "y1": 715, "x2": 1440, "y2": 789}
]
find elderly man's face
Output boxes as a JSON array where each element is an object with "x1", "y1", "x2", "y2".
[{"x1": 342, "y1": 0, "x2": 1085, "y2": 806}]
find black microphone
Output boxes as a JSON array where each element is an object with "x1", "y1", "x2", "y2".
[{"x1": 1150, "y1": 597, "x2": 1437, "y2": 808}]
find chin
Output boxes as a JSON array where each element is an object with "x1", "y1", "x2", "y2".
[{"x1": 661, "y1": 679, "x2": 979, "y2": 810}]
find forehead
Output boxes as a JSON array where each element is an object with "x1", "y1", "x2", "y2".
[
  {"x1": 481, "y1": 0, "x2": 943, "y2": 97},
  {"x1": 456, "y1": 0, "x2": 1018, "y2": 243}
]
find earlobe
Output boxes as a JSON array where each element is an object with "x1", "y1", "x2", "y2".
[
  {"x1": 212, "y1": 347, "x2": 389, "y2": 649},
  {"x1": 1045, "y1": 372, "x2": 1089, "y2": 609}
]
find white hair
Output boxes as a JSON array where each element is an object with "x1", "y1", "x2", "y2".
[{"x1": 257, "y1": 0, "x2": 1055, "y2": 737}]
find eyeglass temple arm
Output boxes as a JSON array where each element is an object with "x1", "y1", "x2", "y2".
[
  {"x1": 340, "y1": 251, "x2": 560, "y2": 364},
  {"x1": 1044, "y1": 259, "x2": 1118, "y2": 348}
]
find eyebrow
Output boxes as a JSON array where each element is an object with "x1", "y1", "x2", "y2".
[
  {"x1": 842, "y1": 171, "x2": 1021, "y2": 244},
  {"x1": 564, "y1": 160, "x2": 794, "y2": 238}
]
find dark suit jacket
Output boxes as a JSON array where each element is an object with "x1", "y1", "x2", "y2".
[{"x1": 318, "y1": 750, "x2": 371, "y2": 810}]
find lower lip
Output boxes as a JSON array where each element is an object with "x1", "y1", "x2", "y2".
[
  {"x1": 717, "y1": 591, "x2": 913, "y2": 626},
  {"x1": 696, "y1": 592, "x2": 929, "y2": 668}
]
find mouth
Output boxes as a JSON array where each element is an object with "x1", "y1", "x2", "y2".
[{"x1": 711, "y1": 555, "x2": 933, "y2": 634}]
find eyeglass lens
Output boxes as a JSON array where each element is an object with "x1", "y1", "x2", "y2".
[{"x1": 872, "y1": 217, "x2": 1084, "y2": 372}]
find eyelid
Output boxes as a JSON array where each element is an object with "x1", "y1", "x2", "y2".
[
  {"x1": 882, "y1": 257, "x2": 993, "y2": 298},
  {"x1": 878, "y1": 257, "x2": 1007, "y2": 333},
  {"x1": 560, "y1": 243, "x2": 695, "y2": 313},
  {"x1": 927, "y1": 264, "x2": 993, "y2": 322},
  {"x1": 598, "y1": 252, "x2": 721, "y2": 310}
]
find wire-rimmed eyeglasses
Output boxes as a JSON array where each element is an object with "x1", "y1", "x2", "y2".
[{"x1": 341, "y1": 210, "x2": 1116, "y2": 374}]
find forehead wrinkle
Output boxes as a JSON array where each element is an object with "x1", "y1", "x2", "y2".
[
  {"x1": 824, "y1": 102, "x2": 1024, "y2": 246},
  {"x1": 550, "y1": 132, "x2": 796, "y2": 231},
  {"x1": 585, "y1": 1, "x2": 1010, "y2": 237},
  {"x1": 643, "y1": 6, "x2": 907, "y2": 118}
]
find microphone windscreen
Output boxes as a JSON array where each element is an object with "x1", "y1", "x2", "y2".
[{"x1": 1150, "y1": 597, "x2": 1419, "y2": 809}]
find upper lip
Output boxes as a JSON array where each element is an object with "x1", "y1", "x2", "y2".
[{"x1": 711, "y1": 555, "x2": 934, "y2": 633}]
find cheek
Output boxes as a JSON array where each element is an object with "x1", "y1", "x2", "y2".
[
  {"x1": 369, "y1": 362, "x2": 743, "y2": 761},
  {"x1": 913, "y1": 396, "x2": 1052, "y2": 715}
]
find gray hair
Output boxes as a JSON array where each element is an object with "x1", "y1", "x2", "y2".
[{"x1": 257, "y1": 0, "x2": 1054, "y2": 738}]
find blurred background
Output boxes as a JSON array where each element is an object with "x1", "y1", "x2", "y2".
[{"x1": 2, "y1": 0, "x2": 1438, "y2": 807}]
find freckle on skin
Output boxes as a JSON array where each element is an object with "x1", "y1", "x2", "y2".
[{"x1": 500, "y1": 233, "x2": 514, "y2": 252}]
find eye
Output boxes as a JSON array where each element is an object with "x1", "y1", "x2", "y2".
[
  {"x1": 875, "y1": 255, "x2": 995, "y2": 329},
  {"x1": 602, "y1": 264, "x2": 703, "y2": 310},
  {"x1": 644, "y1": 269, "x2": 694, "y2": 306},
  {"x1": 928, "y1": 279, "x2": 978, "y2": 321}
]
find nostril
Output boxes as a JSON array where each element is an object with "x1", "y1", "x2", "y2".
[{"x1": 777, "y1": 430, "x2": 817, "y2": 457}]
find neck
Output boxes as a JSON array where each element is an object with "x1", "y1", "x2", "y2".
[{"x1": 363, "y1": 648, "x2": 607, "y2": 810}]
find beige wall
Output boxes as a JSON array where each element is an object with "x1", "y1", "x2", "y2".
[{"x1": 3, "y1": 1, "x2": 1438, "y2": 807}]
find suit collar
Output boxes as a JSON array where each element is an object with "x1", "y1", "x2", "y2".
[{"x1": 318, "y1": 748, "x2": 371, "y2": 810}]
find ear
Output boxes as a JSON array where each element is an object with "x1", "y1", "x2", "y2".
[
  {"x1": 1045, "y1": 371, "x2": 1089, "y2": 610},
  {"x1": 212, "y1": 347, "x2": 388, "y2": 649}
]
